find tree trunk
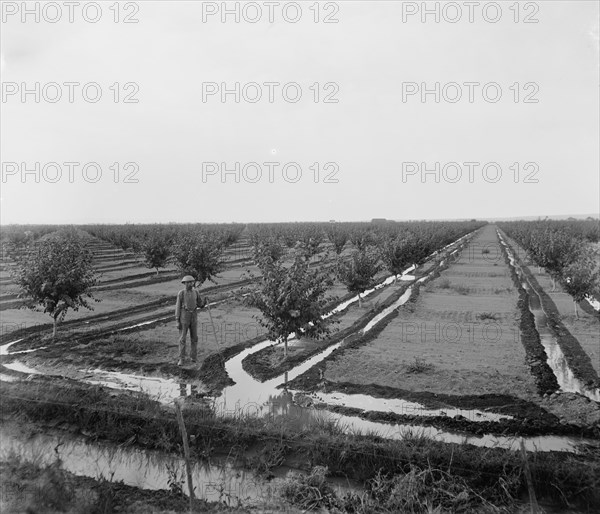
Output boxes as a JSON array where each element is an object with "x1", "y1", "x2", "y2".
[
  {"x1": 574, "y1": 300, "x2": 579, "y2": 320},
  {"x1": 551, "y1": 276, "x2": 556, "y2": 292},
  {"x1": 357, "y1": 292, "x2": 362, "y2": 308},
  {"x1": 283, "y1": 335, "x2": 288, "y2": 359},
  {"x1": 52, "y1": 317, "x2": 58, "y2": 340},
  {"x1": 156, "y1": 268, "x2": 159, "y2": 275}
]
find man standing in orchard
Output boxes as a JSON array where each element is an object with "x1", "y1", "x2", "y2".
[{"x1": 175, "y1": 275, "x2": 207, "y2": 366}]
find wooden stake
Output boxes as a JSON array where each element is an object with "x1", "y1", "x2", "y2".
[
  {"x1": 175, "y1": 399, "x2": 195, "y2": 512},
  {"x1": 206, "y1": 297, "x2": 221, "y2": 348},
  {"x1": 520, "y1": 439, "x2": 539, "y2": 514}
]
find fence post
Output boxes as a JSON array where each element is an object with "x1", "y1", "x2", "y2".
[
  {"x1": 520, "y1": 439, "x2": 539, "y2": 514},
  {"x1": 175, "y1": 399, "x2": 195, "y2": 512}
]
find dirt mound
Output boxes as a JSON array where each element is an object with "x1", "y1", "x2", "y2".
[{"x1": 542, "y1": 392, "x2": 600, "y2": 428}]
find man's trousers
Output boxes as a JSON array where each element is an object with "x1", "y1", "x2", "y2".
[{"x1": 179, "y1": 310, "x2": 198, "y2": 361}]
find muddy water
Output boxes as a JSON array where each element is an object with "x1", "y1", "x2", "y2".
[
  {"x1": 211, "y1": 389, "x2": 587, "y2": 453},
  {"x1": 211, "y1": 272, "x2": 590, "y2": 453},
  {"x1": 498, "y1": 234, "x2": 600, "y2": 402},
  {"x1": 3, "y1": 235, "x2": 594, "y2": 454},
  {"x1": 0, "y1": 423, "x2": 354, "y2": 504},
  {"x1": 218, "y1": 274, "x2": 513, "y2": 425},
  {"x1": 307, "y1": 391, "x2": 511, "y2": 423},
  {"x1": 0, "y1": 339, "x2": 23, "y2": 355},
  {"x1": 527, "y1": 284, "x2": 600, "y2": 402},
  {"x1": 587, "y1": 295, "x2": 600, "y2": 311}
]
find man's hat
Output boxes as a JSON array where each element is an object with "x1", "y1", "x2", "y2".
[{"x1": 181, "y1": 275, "x2": 195, "y2": 283}]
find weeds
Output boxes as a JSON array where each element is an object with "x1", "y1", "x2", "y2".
[
  {"x1": 99, "y1": 334, "x2": 150, "y2": 358},
  {"x1": 246, "y1": 440, "x2": 287, "y2": 474},
  {"x1": 309, "y1": 413, "x2": 348, "y2": 437},
  {"x1": 367, "y1": 465, "x2": 503, "y2": 513},
  {"x1": 438, "y1": 278, "x2": 451, "y2": 289},
  {"x1": 404, "y1": 357, "x2": 435, "y2": 374},
  {"x1": 166, "y1": 462, "x2": 185, "y2": 496},
  {"x1": 279, "y1": 465, "x2": 338, "y2": 511},
  {"x1": 452, "y1": 285, "x2": 471, "y2": 295},
  {"x1": 477, "y1": 312, "x2": 498, "y2": 321},
  {"x1": 93, "y1": 474, "x2": 117, "y2": 514},
  {"x1": 0, "y1": 454, "x2": 107, "y2": 514},
  {"x1": 36, "y1": 460, "x2": 76, "y2": 510},
  {"x1": 279, "y1": 463, "x2": 514, "y2": 513}
]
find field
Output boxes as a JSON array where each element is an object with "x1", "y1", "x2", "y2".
[
  {"x1": 1, "y1": 221, "x2": 599, "y2": 513},
  {"x1": 323, "y1": 225, "x2": 538, "y2": 399}
]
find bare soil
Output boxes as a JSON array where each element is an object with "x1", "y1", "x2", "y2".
[{"x1": 324, "y1": 225, "x2": 540, "y2": 401}]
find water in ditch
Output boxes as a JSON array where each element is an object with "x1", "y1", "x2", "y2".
[
  {"x1": 0, "y1": 422, "x2": 355, "y2": 504},
  {"x1": 498, "y1": 234, "x2": 600, "y2": 403},
  {"x1": 1, "y1": 236, "x2": 594, "y2": 454}
]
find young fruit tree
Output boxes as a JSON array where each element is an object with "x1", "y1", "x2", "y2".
[
  {"x1": 142, "y1": 233, "x2": 172, "y2": 274},
  {"x1": 298, "y1": 226, "x2": 324, "y2": 259},
  {"x1": 173, "y1": 232, "x2": 225, "y2": 286},
  {"x1": 561, "y1": 250, "x2": 600, "y2": 319},
  {"x1": 336, "y1": 249, "x2": 381, "y2": 307},
  {"x1": 536, "y1": 229, "x2": 584, "y2": 291},
  {"x1": 349, "y1": 228, "x2": 375, "y2": 251},
  {"x1": 252, "y1": 237, "x2": 285, "y2": 263},
  {"x1": 245, "y1": 252, "x2": 336, "y2": 359},
  {"x1": 326, "y1": 225, "x2": 349, "y2": 255},
  {"x1": 380, "y1": 233, "x2": 417, "y2": 282},
  {"x1": 13, "y1": 234, "x2": 98, "y2": 339}
]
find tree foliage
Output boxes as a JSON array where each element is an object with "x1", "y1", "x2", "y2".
[
  {"x1": 349, "y1": 228, "x2": 376, "y2": 251},
  {"x1": 326, "y1": 225, "x2": 349, "y2": 255},
  {"x1": 380, "y1": 232, "x2": 420, "y2": 279},
  {"x1": 252, "y1": 237, "x2": 285, "y2": 263},
  {"x1": 533, "y1": 229, "x2": 583, "y2": 283},
  {"x1": 297, "y1": 226, "x2": 325, "y2": 258},
  {"x1": 336, "y1": 249, "x2": 381, "y2": 306},
  {"x1": 142, "y1": 232, "x2": 172, "y2": 274},
  {"x1": 12, "y1": 233, "x2": 98, "y2": 338},
  {"x1": 562, "y1": 251, "x2": 600, "y2": 318},
  {"x1": 245, "y1": 252, "x2": 336, "y2": 357},
  {"x1": 172, "y1": 232, "x2": 225, "y2": 285},
  {"x1": 500, "y1": 222, "x2": 588, "y2": 291}
]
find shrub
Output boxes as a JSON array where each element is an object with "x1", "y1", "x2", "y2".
[
  {"x1": 279, "y1": 466, "x2": 339, "y2": 511},
  {"x1": 404, "y1": 357, "x2": 434, "y2": 374},
  {"x1": 477, "y1": 312, "x2": 498, "y2": 321},
  {"x1": 438, "y1": 278, "x2": 451, "y2": 289},
  {"x1": 452, "y1": 285, "x2": 471, "y2": 295},
  {"x1": 368, "y1": 466, "x2": 501, "y2": 513}
]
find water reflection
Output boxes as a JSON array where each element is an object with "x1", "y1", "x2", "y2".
[
  {"x1": 179, "y1": 383, "x2": 207, "y2": 399},
  {"x1": 0, "y1": 424, "x2": 321, "y2": 504}
]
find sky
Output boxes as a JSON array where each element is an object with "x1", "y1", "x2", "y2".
[{"x1": 1, "y1": 0, "x2": 599, "y2": 224}]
